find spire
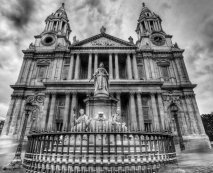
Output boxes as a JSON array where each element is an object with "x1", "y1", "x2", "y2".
[
  {"x1": 43, "y1": 3, "x2": 71, "y2": 39},
  {"x1": 136, "y1": 2, "x2": 163, "y2": 38}
]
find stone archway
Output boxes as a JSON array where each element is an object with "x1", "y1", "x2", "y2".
[{"x1": 168, "y1": 103, "x2": 185, "y2": 151}]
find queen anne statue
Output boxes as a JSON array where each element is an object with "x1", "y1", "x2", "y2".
[{"x1": 90, "y1": 62, "x2": 109, "y2": 97}]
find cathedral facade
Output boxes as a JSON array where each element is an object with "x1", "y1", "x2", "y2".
[{"x1": 1, "y1": 3, "x2": 210, "y2": 151}]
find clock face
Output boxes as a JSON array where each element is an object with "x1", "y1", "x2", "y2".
[{"x1": 150, "y1": 34, "x2": 165, "y2": 46}]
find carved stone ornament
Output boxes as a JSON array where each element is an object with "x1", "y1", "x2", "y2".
[
  {"x1": 26, "y1": 93, "x2": 45, "y2": 105},
  {"x1": 162, "y1": 91, "x2": 181, "y2": 109},
  {"x1": 36, "y1": 59, "x2": 51, "y2": 66}
]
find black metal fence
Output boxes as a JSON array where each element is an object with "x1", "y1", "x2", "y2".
[{"x1": 23, "y1": 127, "x2": 176, "y2": 173}]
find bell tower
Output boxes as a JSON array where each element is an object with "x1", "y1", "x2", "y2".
[
  {"x1": 33, "y1": 3, "x2": 71, "y2": 50},
  {"x1": 136, "y1": 3, "x2": 173, "y2": 50}
]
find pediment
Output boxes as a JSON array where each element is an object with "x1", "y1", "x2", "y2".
[{"x1": 71, "y1": 33, "x2": 136, "y2": 48}]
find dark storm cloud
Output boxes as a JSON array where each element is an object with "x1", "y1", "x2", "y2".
[
  {"x1": 75, "y1": 0, "x2": 106, "y2": 15},
  {"x1": 201, "y1": 16, "x2": 213, "y2": 52},
  {"x1": 0, "y1": 0, "x2": 36, "y2": 29}
]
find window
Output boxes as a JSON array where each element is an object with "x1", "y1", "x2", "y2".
[
  {"x1": 55, "y1": 96, "x2": 65, "y2": 131},
  {"x1": 161, "y1": 66, "x2": 169, "y2": 81},
  {"x1": 61, "y1": 58, "x2": 70, "y2": 80},
  {"x1": 142, "y1": 97, "x2": 149, "y2": 120},
  {"x1": 38, "y1": 66, "x2": 47, "y2": 79}
]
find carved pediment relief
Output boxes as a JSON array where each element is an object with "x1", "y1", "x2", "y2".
[{"x1": 81, "y1": 37, "x2": 126, "y2": 47}]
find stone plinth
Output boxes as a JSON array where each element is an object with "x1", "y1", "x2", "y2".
[{"x1": 84, "y1": 96, "x2": 117, "y2": 119}]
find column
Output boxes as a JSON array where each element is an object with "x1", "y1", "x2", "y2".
[
  {"x1": 116, "y1": 92, "x2": 121, "y2": 110},
  {"x1": 88, "y1": 53, "x2": 92, "y2": 79},
  {"x1": 47, "y1": 93, "x2": 56, "y2": 130},
  {"x1": 63, "y1": 92, "x2": 71, "y2": 130},
  {"x1": 115, "y1": 54, "x2": 119, "y2": 79},
  {"x1": 22, "y1": 59, "x2": 32, "y2": 83},
  {"x1": 191, "y1": 96, "x2": 206, "y2": 135},
  {"x1": 136, "y1": 93, "x2": 144, "y2": 131},
  {"x1": 27, "y1": 60, "x2": 35, "y2": 85},
  {"x1": 171, "y1": 60, "x2": 180, "y2": 84},
  {"x1": 68, "y1": 54, "x2": 74, "y2": 80},
  {"x1": 174, "y1": 58, "x2": 184, "y2": 83},
  {"x1": 150, "y1": 93, "x2": 160, "y2": 130},
  {"x1": 41, "y1": 93, "x2": 50, "y2": 130},
  {"x1": 1, "y1": 98, "x2": 16, "y2": 135},
  {"x1": 181, "y1": 97, "x2": 192, "y2": 135},
  {"x1": 185, "y1": 95, "x2": 199, "y2": 134},
  {"x1": 94, "y1": 54, "x2": 98, "y2": 73},
  {"x1": 126, "y1": 54, "x2": 132, "y2": 79},
  {"x1": 129, "y1": 92, "x2": 137, "y2": 129},
  {"x1": 144, "y1": 58, "x2": 150, "y2": 80},
  {"x1": 17, "y1": 59, "x2": 26, "y2": 83},
  {"x1": 9, "y1": 97, "x2": 22, "y2": 135},
  {"x1": 74, "y1": 54, "x2": 80, "y2": 79},
  {"x1": 132, "y1": 54, "x2": 139, "y2": 80},
  {"x1": 157, "y1": 93, "x2": 165, "y2": 130},
  {"x1": 70, "y1": 93, "x2": 77, "y2": 127},
  {"x1": 57, "y1": 58, "x2": 63, "y2": 80},
  {"x1": 51, "y1": 59, "x2": 57, "y2": 80},
  {"x1": 109, "y1": 54, "x2": 113, "y2": 79}
]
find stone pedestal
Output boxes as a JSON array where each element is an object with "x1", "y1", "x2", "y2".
[{"x1": 84, "y1": 96, "x2": 117, "y2": 119}]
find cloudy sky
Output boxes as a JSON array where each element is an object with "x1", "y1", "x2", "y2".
[{"x1": 0, "y1": 0, "x2": 212, "y2": 117}]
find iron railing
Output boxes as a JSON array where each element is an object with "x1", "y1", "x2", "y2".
[{"x1": 23, "y1": 126, "x2": 176, "y2": 173}]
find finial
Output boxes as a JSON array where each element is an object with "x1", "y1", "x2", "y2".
[
  {"x1": 128, "y1": 36, "x2": 133, "y2": 44},
  {"x1": 100, "y1": 26, "x2": 106, "y2": 33},
  {"x1": 62, "y1": 3, "x2": 65, "y2": 8},
  {"x1": 142, "y1": 2, "x2": 145, "y2": 7}
]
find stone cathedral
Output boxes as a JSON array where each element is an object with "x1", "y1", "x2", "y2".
[{"x1": 1, "y1": 2, "x2": 210, "y2": 159}]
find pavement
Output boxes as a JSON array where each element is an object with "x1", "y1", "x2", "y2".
[{"x1": 0, "y1": 136, "x2": 213, "y2": 173}]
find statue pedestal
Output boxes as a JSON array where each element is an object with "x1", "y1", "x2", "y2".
[{"x1": 84, "y1": 96, "x2": 117, "y2": 120}]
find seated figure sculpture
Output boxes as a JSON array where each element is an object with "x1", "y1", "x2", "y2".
[{"x1": 73, "y1": 109, "x2": 91, "y2": 131}]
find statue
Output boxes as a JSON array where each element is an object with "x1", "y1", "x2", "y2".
[
  {"x1": 73, "y1": 109, "x2": 91, "y2": 131},
  {"x1": 90, "y1": 62, "x2": 109, "y2": 97}
]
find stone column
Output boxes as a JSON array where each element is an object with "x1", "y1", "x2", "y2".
[
  {"x1": 47, "y1": 93, "x2": 56, "y2": 130},
  {"x1": 126, "y1": 54, "x2": 132, "y2": 79},
  {"x1": 26, "y1": 60, "x2": 35, "y2": 85},
  {"x1": 143, "y1": 58, "x2": 150, "y2": 80},
  {"x1": 9, "y1": 97, "x2": 23, "y2": 135},
  {"x1": 17, "y1": 59, "x2": 26, "y2": 83},
  {"x1": 74, "y1": 54, "x2": 80, "y2": 79},
  {"x1": 132, "y1": 54, "x2": 139, "y2": 80},
  {"x1": 181, "y1": 97, "x2": 192, "y2": 135},
  {"x1": 116, "y1": 92, "x2": 121, "y2": 110},
  {"x1": 51, "y1": 59, "x2": 57, "y2": 80},
  {"x1": 185, "y1": 95, "x2": 199, "y2": 134},
  {"x1": 41, "y1": 93, "x2": 50, "y2": 130},
  {"x1": 157, "y1": 93, "x2": 165, "y2": 130},
  {"x1": 191, "y1": 95, "x2": 206, "y2": 135},
  {"x1": 88, "y1": 53, "x2": 92, "y2": 79},
  {"x1": 174, "y1": 58, "x2": 185, "y2": 83},
  {"x1": 136, "y1": 93, "x2": 144, "y2": 131},
  {"x1": 150, "y1": 93, "x2": 160, "y2": 130},
  {"x1": 94, "y1": 54, "x2": 98, "y2": 73},
  {"x1": 70, "y1": 92, "x2": 77, "y2": 127},
  {"x1": 109, "y1": 54, "x2": 113, "y2": 79},
  {"x1": 129, "y1": 92, "x2": 137, "y2": 129},
  {"x1": 115, "y1": 54, "x2": 119, "y2": 79},
  {"x1": 57, "y1": 58, "x2": 63, "y2": 80},
  {"x1": 1, "y1": 97, "x2": 16, "y2": 135},
  {"x1": 22, "y1": 59, "x2": 32, "y2": 83},
  {"x1": 68, "y1": 54, "x2": 74, "y2": 80},
  {"x1": 63, "y1": 92, "x2": 71, "y2": 130}
]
